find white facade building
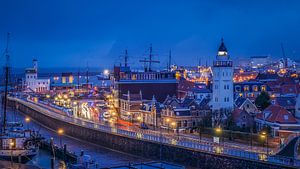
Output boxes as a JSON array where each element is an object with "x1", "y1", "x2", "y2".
[
  {"x1": 25, "y1": 59, "x2": 50, "y2": 92},
  {"x1": 212, "y1": 39, "x2": 234, "y2": 111}
]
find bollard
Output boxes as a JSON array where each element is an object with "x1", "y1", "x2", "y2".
[
  {"x1": 50, "y1": 158, "x2": 54, "y2": 169},
  {"x1": 63, "y1": 144, "x2": 67, "y2": 155},
  {"x1": 18, "y1": 154, "x2": 21, "y2": 163}
]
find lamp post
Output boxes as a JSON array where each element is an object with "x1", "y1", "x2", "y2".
[
  {"x1": 25, "y1": 117, "x2": 30, "y2": 130},
  {"x1": 215, "y1": 126, "x2": 222, "y2": 145},
  {"x1": 57, "y1": 128, "x2": 64, "y2": 148},
  {"x1": 261, "y1": 131, "x2": 268, "y2": 155},
  {"x1": 171, "y1": 122, "x2": 176, "y2": 134},
  {"x1": 166, "y1": 118, "x2": 170, "y2": 133}
]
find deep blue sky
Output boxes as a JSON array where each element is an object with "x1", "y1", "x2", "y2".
[{"x1": 0, "y1": 0, "x2": 299, "y2": 69}]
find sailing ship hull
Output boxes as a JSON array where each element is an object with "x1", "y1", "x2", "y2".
[{"x1": 0, "y1": 149, "x2": 38, "y2": 163}]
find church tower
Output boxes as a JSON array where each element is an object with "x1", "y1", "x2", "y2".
[{"x1": 212, "y1": 39, "x2": 234, "y2": 112}]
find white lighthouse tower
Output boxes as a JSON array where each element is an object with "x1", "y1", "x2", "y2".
[{"x1": 212, "y1": 39, "x2": 234, "y2": 125}]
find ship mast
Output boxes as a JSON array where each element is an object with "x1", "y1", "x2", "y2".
[
  {"x1": 2, "y1": 33, "x2": 10, "y2": 132},
  {"x1": 139, "y1": 44, "x2": 160, "y2": 72}
]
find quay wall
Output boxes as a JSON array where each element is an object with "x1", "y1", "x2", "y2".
[{"x1": 8, "y1": 99, "x2": 295, "y2": 169}]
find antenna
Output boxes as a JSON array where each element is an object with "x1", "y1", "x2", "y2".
[
  {"x1": 139, "y1": 44, "x2": 160, "y2": 72},
  {"x1": 198, "y1": 57, "x2": 201, "y2": 66},
  {"x1": 77, "y1": 68, "x2": 80, "y2": 90},
  {"x1": 281, "y1": 43, "x2": 287, "y2": 68},
  {"x1": 86, "y1": 62, "x2": 89, "y2": 84},
  {"x1": 125, "y1": 49, "x2": 128, "y2": 67},
  {"x1": 168, "y1": 49, "x2": 172, "y2": 71}
]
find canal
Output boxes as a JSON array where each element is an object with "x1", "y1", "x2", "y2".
[{"x1": 7, "y1": 108, "x2": 146, "y2": 169}]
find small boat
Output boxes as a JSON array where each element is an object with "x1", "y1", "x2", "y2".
[{"x1": 0, "y1": 123, "x2": 42, "y2": 163}]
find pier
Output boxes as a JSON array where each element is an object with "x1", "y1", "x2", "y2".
[{"x1": 8, "y1": 97, "x2": 299, "y2": 168}]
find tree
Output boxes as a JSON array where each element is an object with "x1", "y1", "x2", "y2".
[{"x1": 255, "y1": 91, "x2": 271, "y2": 110}]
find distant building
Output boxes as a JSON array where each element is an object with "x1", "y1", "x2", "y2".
[
  {"x1": 234, "y1": 82, "x2": 272, "y2": 101},
  {"x1": 62, "y1": 72, "x2": 74, "y2": 84},
  {"x1": 24, "y1": 59, "x2": 50, "y2": 93},
  {"x1": 250, "y1": 56, "x2": 270, "y2": 68},
  {"x1": 211, "y1": 39, "x2": 234, "y2": 111},
  {"x1": 187, "y1": 87, "x2": 212, "y2": 100}
]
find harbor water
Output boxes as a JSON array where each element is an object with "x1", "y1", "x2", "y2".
[{"x1": 7, "y1": 109, "x2": 146, "y2": 169}]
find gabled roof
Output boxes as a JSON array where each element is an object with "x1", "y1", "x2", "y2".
[
  {"x1": 256, "y1": 105, "x2": 298, "y2": 124},
  {"x1": 178, "y1": 78, "x2": 195, "y2": 92},
  {"x1": 232, "y1": 108, "x2": 250, "y2": 120},
  {"x1": 256, "y1": 73, "x2": 279, "y2": 81},
  {"x1": 234, "y1": 97, "x2": 247, "y2": 108},
  {"x1": 191, "y1": 87, "x2": 211, "y2": 93},
  {"x1": 275, "y1": 97, "x2": 296, "y2": 108}
]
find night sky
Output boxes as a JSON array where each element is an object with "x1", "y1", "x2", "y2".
[{"x1": 0, "y1": 0, "x2": 299, "y2": 69}]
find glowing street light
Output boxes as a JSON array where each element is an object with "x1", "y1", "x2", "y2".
[
  {"x1": 57, "y1": 128, "x2": 64, "y2": 147},
  {"x1": 25, "y1": 117, "x2": 30, "y2": 123},
  {"x1": 215, "y1": 126, "x2": 222, "y2": 133},
  {"x1": 260, "y1": 131, "x2": 268, "y2": 155},
  {"x1": 171, "y1": 122, "x2": 176, "y2": 133}
]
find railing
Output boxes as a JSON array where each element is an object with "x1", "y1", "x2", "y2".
[{"x1": 9, "y1": 97, "x2": 300, "y2": 168}]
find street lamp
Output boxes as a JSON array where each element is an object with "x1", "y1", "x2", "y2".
[
  {"x1": 171, "y1": 122, "x2": 176, "y2": 133},
  {"x1": 57, "y1": 128, "x2": 64, "y2": 148},
  {"x1": 260, "y1": 131, "x2": 268, "y2": 155},
  {"x1": 166, "y1": 118, "x2": 170, "y2": 133},
  {"x1": 215, "y1": 126, "x2": 222, "y2": 144},
  {"x1": 25, "y1": 117, "x2": 30, "y2": 130}
]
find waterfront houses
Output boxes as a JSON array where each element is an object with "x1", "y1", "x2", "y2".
[
  {"x1": 161, "y1": 96, "x2": 211, "y2": 131},
  {"x1": 256, "y1": 105, "x2": 300, "y2": 137}
]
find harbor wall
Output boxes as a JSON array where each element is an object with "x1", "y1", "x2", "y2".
[{"x1": 9, "y1": 99, "x2": 295, "y2": 169}]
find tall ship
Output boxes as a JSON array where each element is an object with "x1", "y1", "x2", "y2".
[
  {"x1": 0, "y1": 33, "x2": 39, "y2": 163},
  {"x1": 112, "y1": 45, "x2": 178, "y2": 113}
]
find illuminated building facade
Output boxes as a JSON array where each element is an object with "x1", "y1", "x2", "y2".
[
  {"x1": 25, "y1": 59, "x2": 50, "y2": 92},
  {"x1": 211, "y1": 39, "x2": 234, "y2": 111}
]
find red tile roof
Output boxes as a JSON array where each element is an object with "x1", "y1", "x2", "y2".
[{"x1": 257, "y1": 105, "x2": 297, "y2": 124}]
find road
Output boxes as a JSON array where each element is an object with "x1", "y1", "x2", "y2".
[{"x1": 10, "y1": 96, "x2": 300, "y2": 167}]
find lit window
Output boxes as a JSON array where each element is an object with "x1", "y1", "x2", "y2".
[
  {"x1": 244, "y1": 85, "x2": 249, "y2": 91},
  {"x1": 261, "y1": 85, "x2": 266, "y2": 91},
  {"x1": 235, "y1": 85, "x2": 241, "y2": 92},
  {"x1": 253, "y1": 85, "x2": 258, "y2": 92}
]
